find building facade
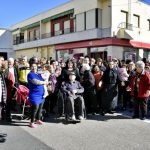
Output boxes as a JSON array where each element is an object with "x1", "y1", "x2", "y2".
[
  {"x1": 11, "y1": 0, "x2": 150, "y2": 62},
  {"x1": 0, "y1": 28, "x2": 14, "y2": 59}
]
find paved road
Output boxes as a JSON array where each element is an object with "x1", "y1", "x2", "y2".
[{"x1": 0, "y1": 112, "x2": 150, "y2": 150}]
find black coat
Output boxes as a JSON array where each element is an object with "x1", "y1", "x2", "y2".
[
  {"x1": 82, "y1": 70, "x2": 95, "y2": 91},
  {"x1": 102, "y1": 68, "x2": 118, "y2": 86}
]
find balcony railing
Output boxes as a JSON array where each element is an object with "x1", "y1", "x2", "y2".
[
  {"x1": 118, "y1": 22, "x2": 133, "y2": 30},
  {"x1": 13, "y1": 36, "x2": 40, "y2": 45},
  {"x1": 13, "y1": 27, "x2": 111, "y2": 45},
  {"x1": 41, "y1": 27, "x2": 74, "y2": 39}
]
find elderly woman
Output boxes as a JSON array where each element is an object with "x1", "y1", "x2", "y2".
[
  {"x1": 128, "y1": 61, "x2": 150, "y2": 120},
  {"x1": 27, "y1": 63, "x2": 47, "y2": 128}
]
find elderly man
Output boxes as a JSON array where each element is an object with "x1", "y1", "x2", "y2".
[
  {"x1": 128, "y1": 61, "x2": 150, "y2": 120},
  {"x1": 62, "y1": 72, "x2": 85, "y2": 121},
  {"x1": 0, "y1": 57, "x2": 7, "y2": 120},
  {"x1": 4, "y1": 58, "x2": 19, "y2": 121}
]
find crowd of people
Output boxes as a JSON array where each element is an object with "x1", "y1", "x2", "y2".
[{"x1": 0, "y1": 55, "x2": 150, "y2": 128}]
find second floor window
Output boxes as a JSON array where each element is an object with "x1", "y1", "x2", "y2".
[
  {"x1": 28, "y1": 27, "x2": 40, "y2": 41},
  {"x1": 64, "y1": 20, "x2": 70, "y2": 34},
  {"x1": 133, "y1": 14, "x2": 140, "y2": 28},
  {"x1": 121, "y1": 10, "x2": 128, "y2": 29},
  {"x1": 54, "y1": 23, "x2": 61, "y2": 36}
]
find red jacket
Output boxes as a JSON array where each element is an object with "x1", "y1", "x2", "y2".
[{"x1": 129, "y1": 71, "x2": 150, "y2": 98}]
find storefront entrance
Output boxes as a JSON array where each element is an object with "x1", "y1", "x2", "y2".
[{"x1": 91, "y1": 51, "x2": 107, "y2": 61}]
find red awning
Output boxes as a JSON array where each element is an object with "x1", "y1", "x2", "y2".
[{"x1": 55, "y1": 38, "x2": 150, "y2": 50}]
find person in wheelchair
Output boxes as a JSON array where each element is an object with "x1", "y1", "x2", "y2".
[{"x1": 62, "y1": 72, "x2": 85, "y2": 121}]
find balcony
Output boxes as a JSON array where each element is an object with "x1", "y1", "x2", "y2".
[
  {"x1": 41, "y1": 28, "x2": 74, "y2": 39},
  {"x1": 13, "y1": 27, "x2": 111, "y2": 50},
  {"x1": 116, "y1": 22, "x2": 138, "y2": 40}
]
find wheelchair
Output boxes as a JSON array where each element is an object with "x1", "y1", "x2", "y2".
[{"x1": 63, "y1": 94, "x2": 86, "y2": 122}]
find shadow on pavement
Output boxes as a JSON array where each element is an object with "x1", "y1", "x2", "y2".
[
  {"x1": 86, "y1": 113, "x2": 132, "y2": 121},
  {"x1": 0, "y1": 120, "x2": 28, "y2": 127},
  {"x1": 0, "y1": 133, "x2": 7, "y2": 143},
  {"x1": 42, "y1": 111, "x2": 132, "y2": 124}
]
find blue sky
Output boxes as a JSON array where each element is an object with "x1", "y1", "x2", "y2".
[
  {"x1": 0, "y1": 0, "x2": 70, "y2": 28},
  {"x1": 0, "y1": 0, "x2": 150, "y2": 28},
  {"x1": 142, "y1": 0, "x2": 150, "y2": 4}
]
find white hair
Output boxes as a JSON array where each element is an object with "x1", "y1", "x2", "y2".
[
  {"x1": 8, "y1": 58, "x2": 14, "y2": 62},
  {"x1": 22, "y1": 56, "x2": 27, "y2": 61},
  {"x1": 82, "y1": 63, "x2": 90, "y2": 71},
  {"x1": 136, "y1": 61, "x2": 145, "y2": 70}
]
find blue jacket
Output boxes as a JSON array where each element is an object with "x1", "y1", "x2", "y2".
[{"x1": 27, "y1": 72, "x2": 44, "y2": 105}]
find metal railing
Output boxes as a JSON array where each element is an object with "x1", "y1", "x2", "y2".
[
  {"x1": 41, "y1": 27, "x2": 75, "y2": 39},
  {"x1": 13, "y1": 27, "x2": 111, "y2": 45},
  {"x1": 118, "y1": 22, "x2": 133, "y2": 30}
]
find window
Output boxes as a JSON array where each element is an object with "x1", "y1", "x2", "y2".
[
  {"x1": 133, "y1": 14, "x2": 140, "y2": 28},
  {"x1": 64, "y1": 20, "x2": 70, "y2": 34},
  {"x1": 28, "y1": 27, "x2": 40, "y2": 41},
  {"x1": 148, "y1": 19, "x2": 150, "y2": 31},
  {"x1": 76, "y1": 13, "x2": 85, "y2": 31},
  {"x1": 54, "y1": 23, "x2": 61, "y2": 36},
  {"x1": 121, "y1": 10, "x2": 128, "y2": 28},
  {"x1": 86, "y1": 9, "x2": 96, "y2": 29}
]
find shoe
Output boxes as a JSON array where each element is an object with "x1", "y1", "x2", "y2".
[
  {"x1": 101, "y1": 112, "x2": 105, "y2": 116},
  {"x1": 36, "y1": 120, "x2": 44, "y2": 125},
  {"x1": 58, "y1": 113, "x2": 65, "y2": 117},
  {"x1": 78, "y1": 116, "x2": 84, "y2": 120},
  {"x1": 0, "y1": 137, "x2": 6, "y2": 143},
  {"x1": 92, "y1": 112, "x2": 97, "y2": 115},
  {"x1": 29, "y1": 123, "x2": 37, "y2": 128},
  {"x1": 132, "y1": 115, "x2": 139, "y2": 119},
  {"x1": 0, "y1": 133, "x2": 7, "y2": 138},
  {"x1": 71, "y1": 115, "x2": 76, "y2": 121},
  {"x1": 141, "y1": 117, "x2": 146, "y2": 120},
  {"x1": 108, "y1": 111, "x2": 114, "y2": 114}
]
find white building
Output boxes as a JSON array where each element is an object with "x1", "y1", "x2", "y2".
[
  {"x1": 11, "y1": 0, "x2": 150, "y2": 62},
  {"x1": 0, "y1": 28, "x2": 14, "y2": 59}
]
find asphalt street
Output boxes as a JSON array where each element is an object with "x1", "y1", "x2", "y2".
[{"x1": 0, "y1": 112, "x2": 150, "y2": 150}]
